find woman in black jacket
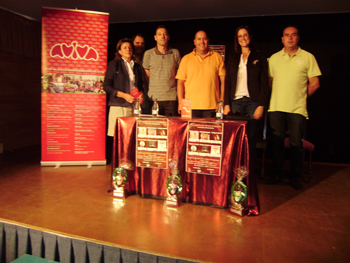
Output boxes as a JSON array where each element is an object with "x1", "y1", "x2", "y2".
[
  {"x1": 224, "y1": 25, "x2": 270, "y2": 174},
  {"x1": 104, "y1": 38, "x2": 144, "y2": 137}
]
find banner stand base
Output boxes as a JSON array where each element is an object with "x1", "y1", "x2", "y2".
[{"x1": 41, "y1": 160, "x2": 106, "y2": 168}]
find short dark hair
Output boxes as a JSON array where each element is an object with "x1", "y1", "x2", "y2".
[
  {"x1": 132, "y1": 34, "x2": 145, "y2": 42},
  {"x1": 115, "y1": 38, "x2": 135, "y2": 60},
  {"x1": 234, "y1": 25, "x2": 256, "y2": 54},
  {"x1": 282, "y1": 24, "x2": 300, "y2": 36},
  {"x1": 155, "y1": 25, "x2": 168, "y2": 35}
]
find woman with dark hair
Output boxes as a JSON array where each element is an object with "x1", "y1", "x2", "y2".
[
  {"x1": 224, "y1": 25, "x2": 270, "y2": 175},
  {"x1": 104, "y1": 38, "x2": 144, "y2": 138}
]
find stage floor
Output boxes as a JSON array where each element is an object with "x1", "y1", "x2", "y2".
[{"x1": 1, "y1": 146, "x2": 350, "y2": 262}]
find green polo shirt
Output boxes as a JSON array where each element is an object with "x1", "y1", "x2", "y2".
[{"x1": 268, "y1": 47, "x2": 321, "y2": 118}]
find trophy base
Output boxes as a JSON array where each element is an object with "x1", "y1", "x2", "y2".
[
  {"x1": 165, "y1": 197, "x2": 180, "y2": 207},
  {"x1": 112, "y1": 188, "x2": 127, "y2": 200},
  {"x1": 228, "y1": 205, "x2": 248, "y2": 217}
]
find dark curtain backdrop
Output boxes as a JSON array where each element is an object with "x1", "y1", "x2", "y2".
[
  {"x1": 0, "y1": 9, "x2": 41, "y2": 151},
  {"x1": 0, "y1": 7, "x2": 349, "y2": 163},
  {"x1": 107, "y1": 13, "x2": 350, "y2": 164},
  {"x1": 0, "y1": 8, "x2": 41, "y2": 57}
]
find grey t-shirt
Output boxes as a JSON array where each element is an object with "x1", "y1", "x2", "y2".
[{"x1": 143, "y1": 47, "x2": 181, "y2": 101}]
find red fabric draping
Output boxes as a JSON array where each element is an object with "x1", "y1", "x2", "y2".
[{"x1": 112, "y1": 117, "x2": 259, "y2": 215}]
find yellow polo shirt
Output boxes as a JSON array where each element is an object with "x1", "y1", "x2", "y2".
[{"x1": 176, "y1": 50, "x2": 226, "y2": 110}]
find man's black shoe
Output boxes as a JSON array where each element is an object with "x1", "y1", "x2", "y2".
[{"x1": 290, "y1": 178, "x2": 303, "y2": 190}]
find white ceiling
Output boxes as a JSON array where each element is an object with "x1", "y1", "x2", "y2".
[{"x1": 1, "y1": 0, "x2": 349, "y2": 23}]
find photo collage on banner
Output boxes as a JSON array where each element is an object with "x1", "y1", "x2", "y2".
[
  {"x1": 41, "y1": 7, "x2": 109, "y2": 166},
  {"x1": 136, "y1": 118, "x2": 169, "y2": 169},
  {"x1": 186, "y1": 121, "x2": 223, "y2": 176}
]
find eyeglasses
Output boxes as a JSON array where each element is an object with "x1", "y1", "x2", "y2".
[{"x1": 238, "y1": 34, "x2": 249, "y2": 38}]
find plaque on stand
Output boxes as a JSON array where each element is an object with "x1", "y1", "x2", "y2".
[
  {"x1": 111, "y1": 160, "x2": 134, "y2": 201},
  {"x1": 228, "y1": 167, "x2": 249, "y2": 216},
  {"x1": 165, "y1": 159, "x2": 182, "y2": 207}
]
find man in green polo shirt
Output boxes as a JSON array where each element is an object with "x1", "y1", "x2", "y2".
[{"x1": 267, "y1": 25, "x2": 321, "y2": 190}]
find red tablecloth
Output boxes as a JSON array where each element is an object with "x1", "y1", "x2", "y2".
[{"x1": 112, "y1": 116, "x2": 259, "y2": 215}]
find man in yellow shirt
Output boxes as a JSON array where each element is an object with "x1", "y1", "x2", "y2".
[{"x1": 176, "y1": 31, "x2": 226, "y2": 118}]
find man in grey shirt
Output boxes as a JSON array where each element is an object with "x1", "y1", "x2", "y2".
[{"x1": 143, "y1": 25, "x2": 181, "y2": 116}]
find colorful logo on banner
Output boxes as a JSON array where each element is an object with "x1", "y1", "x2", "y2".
[
  {"x1": 50, "y1": 41, "x2": 99, "y2": 61},
  {"x1": 41, "y1": 8, "x2": 108, "y2": 74}
]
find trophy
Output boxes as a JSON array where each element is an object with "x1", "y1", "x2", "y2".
[
  {"x1": 165, "y1": 159, "x2": 182, "y2": 207},
  {"x1": 228, "y1": 167, "x2": 249, "y2": 216},
  {"x1": 112, "y1": 160, "x2": 134, "y2": 200}
]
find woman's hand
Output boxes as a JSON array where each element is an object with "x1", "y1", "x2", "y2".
[
  {"x1": 117, "y1": 91, "x2": 135, "y2": 103},
  {"x1": 124, "y1": 93, "x2": 135, "y2": 103},
  {"x1": 253, "y1": 106, "x2": 264, "y2": 120}
]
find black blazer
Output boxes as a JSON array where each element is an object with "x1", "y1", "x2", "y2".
[
  {"x1": 103, "y1": 58, "x2": 144, "y2": 107},
  {"x1": 224, "y1": 50, "x2": 270, "y2": 108}
]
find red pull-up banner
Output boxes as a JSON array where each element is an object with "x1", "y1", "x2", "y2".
[{"x1": 41, "y1": 7, "x2": 109, "y2": 166}]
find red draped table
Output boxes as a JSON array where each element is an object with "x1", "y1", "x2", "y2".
[{"x1": 112, "y1": 116, "x2": 259, "y2": 216}]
